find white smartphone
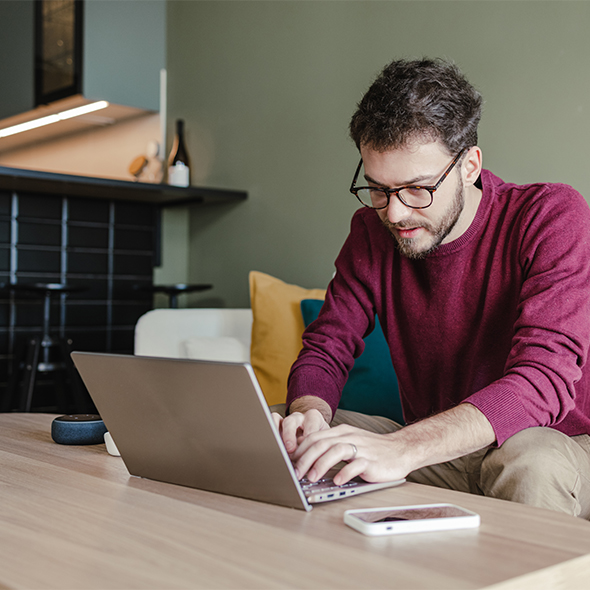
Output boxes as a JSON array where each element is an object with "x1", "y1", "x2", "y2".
[{"x1": 344, "y1": 503, "x2": 480, "y2": 536}]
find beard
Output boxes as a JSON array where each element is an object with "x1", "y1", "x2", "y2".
[{"x1": 381, "y1": 183, "x2": 465, "y2": 260}]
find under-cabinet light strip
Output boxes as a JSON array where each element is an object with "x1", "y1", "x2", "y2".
[{"x1": 0, "y1": 100, "x2": 110, "y2": 139}]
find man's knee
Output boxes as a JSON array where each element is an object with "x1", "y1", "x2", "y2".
[
  {"x1": 331, "y1": 408, "x2": 402, "y2": 433},
  {"x1": 480, "y1": 427, "x2": 585, "y2": 516},
  {"x1": 269, "y1": 403, "x2": 401, "y2": 434},
  {"x1": 270, "y1": 403, "x2": 287, "y2": 417}
]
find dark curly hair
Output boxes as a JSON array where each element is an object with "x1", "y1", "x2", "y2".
[{"x1": 349, "y1": 58, "x2": 482, "y2": 155}]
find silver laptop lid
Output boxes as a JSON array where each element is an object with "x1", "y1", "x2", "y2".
[{"x1": 71, "y1": 352, "x2": 311, "y2": 511}]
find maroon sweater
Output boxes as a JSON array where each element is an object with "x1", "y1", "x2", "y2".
[{"x1": 288, "y1": 170, "x2": 590, "y2": 446}]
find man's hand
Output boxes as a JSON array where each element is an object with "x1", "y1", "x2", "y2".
[
  {"x1": 272, "y1": 396, "x2": 332, "y2": 454},
  {"x1": 291, "y1": 423, "x2": 412, "y2": 483},
  {"x1": 290, "y1": 403, "x2": 496, "y2": 485}
]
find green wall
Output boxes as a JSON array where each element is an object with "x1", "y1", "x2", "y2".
[
  {"x1": 83, "y1": 0, "x2": 166, "y2": 110},
  {"x1": 166, "y1": 0, "x2": 590, "y2": 308},
  {"x1": 0, "y1": 1, "x2": 34, "y2": 119}
]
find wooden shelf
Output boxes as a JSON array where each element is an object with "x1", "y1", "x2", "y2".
[{"x1": 0, "y1": 165, "x2": 247, "y2": 207}]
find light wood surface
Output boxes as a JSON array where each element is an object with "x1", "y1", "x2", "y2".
[{"x1": 0, "y1": 413, "x2": 589, "y2": 589}]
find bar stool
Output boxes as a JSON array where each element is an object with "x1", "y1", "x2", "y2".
[
  {"x1": 3, "y1": 283, "x2": 88, "y2": 413},
  {"x1": 139, "y1": 283, "x2": 213, "y2": 308}
]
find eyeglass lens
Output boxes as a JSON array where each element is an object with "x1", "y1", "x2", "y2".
[{"x1": 355, "y1": 186, "x2": 432, "y2": 209}]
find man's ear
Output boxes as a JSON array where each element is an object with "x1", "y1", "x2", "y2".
[{"x1": 462, "y1": 146, "x2": 483, "y2": 187}]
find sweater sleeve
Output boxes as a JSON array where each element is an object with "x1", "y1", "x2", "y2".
[
  {"x1": 287, "y1": 210, "x2": 377, "y2": 417},
  {"x1": 465, "y1": 184, "x2": 590, "y2": 445}
]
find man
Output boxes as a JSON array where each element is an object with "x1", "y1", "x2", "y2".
[{"x1": 274, "y1": 58, "x2": 590, "y2": 517}]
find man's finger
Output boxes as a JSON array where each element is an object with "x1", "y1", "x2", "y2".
[
  {"x1": 280, "y1": 412, "x2": 305, "y2": 453},
  {"x1": 294, "y1": 437, "x2": 355, "y2": 481},
  {"x1": 301, "y1": 408, "x2": 330, "y2": 437},
  {"x1": 291, "y1": 424, "x2": 349, "y2": 461},
  {"x1": 332, "y1": 457, "x2": 369, "y2": 486},
  {"x1": 271, "y1": 412, "x2": 283, "y2": 431}
]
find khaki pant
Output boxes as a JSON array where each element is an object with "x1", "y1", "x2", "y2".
[{"x1": 273, "y1": 405, "x2": 590, "y2": 519}]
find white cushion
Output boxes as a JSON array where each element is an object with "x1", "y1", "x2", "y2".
[
  {"x1": 181, "y1": 337, "x2": 250, "y2": 363},
  {"x1": 134, "y1": 308, "x2": 253, "y2": 359}
]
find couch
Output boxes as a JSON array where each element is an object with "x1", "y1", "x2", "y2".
[{"x1": 135, "y1": 308, "x2": 253, "y2": 362}]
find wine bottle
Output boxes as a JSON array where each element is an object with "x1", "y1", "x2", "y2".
[{"x1": 167, "y1": 119, "x2": 190, "y2": 187}]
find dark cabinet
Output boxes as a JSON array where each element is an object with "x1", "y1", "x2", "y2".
[{"x1": 34, "y1": 0, "x2": 84, "y2": 106}]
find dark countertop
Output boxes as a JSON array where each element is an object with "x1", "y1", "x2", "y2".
[{"x1": 0, "y1": 165, "x2": 247, "y2": 206}]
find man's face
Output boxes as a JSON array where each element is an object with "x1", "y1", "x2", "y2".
[{"x1": 360, "y1": 141, "x2": 468, "y2": 259}]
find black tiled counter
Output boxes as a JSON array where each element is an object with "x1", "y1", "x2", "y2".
[
  {"x1": 0, "y1": 165, "x2": 248, "y2": 206},
  {"x1": 0, "y1": 166, "x2": 247, "y2": 411}
]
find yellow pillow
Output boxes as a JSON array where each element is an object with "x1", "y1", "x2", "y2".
[{"x1": 249, "y1": 271, "x2": 326, "y2": 405}]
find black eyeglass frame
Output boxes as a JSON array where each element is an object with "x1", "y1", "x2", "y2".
[{"x1": 349, "y1": 148, "x2": 467, "y2": 210}]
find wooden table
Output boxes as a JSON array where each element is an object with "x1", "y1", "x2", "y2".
[{"x1": 1, "y1": 414, "x2": 590, "y2": 589}]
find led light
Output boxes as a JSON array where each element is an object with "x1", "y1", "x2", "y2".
[
  {"x1": 0, "y1": 101, "x2": 110, "y2": 139},
  {"x1": 56, "y1": 101, "x2": 109, "y2": 121}
]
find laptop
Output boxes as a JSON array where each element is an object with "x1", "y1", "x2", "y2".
[{"x1": 71, "y1": 352, "x2": 405, "y2": 511}]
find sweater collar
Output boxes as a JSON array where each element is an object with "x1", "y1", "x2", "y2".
[{"x1": 425, "y1": 169, "x2": 496, "y2": 258}]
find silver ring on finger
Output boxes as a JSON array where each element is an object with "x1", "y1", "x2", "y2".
[{"x1": 349, "y1": 443, "x2": 358, "y2": 461}]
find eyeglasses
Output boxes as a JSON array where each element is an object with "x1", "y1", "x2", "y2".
[{"x1": 349, "y1": 148, "x2": 466, "y2": 210}]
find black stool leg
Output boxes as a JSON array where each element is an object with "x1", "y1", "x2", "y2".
[
  {"x1": 19, "y1": 337, "x2": 40, "y2": 412},
  {"x1": 2, "y1": 339, "x2": 27, "y2": 412},
  {"x1": 59, "y1": 338, "x2": 89, "y2": 413},
  {"x1": 52, "y1": 364, "x2": 70, "y2": 414}
]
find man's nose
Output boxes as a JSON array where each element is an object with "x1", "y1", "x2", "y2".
[{"x1": 386, "y1": 195, "x2": 413, "y2": 224}]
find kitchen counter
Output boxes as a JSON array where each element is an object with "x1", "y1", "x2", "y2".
[{"x1": 0, "y1": 165, "x2": 247, "y2": 206}]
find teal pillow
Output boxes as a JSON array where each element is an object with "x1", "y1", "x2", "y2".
[{"x1": 300, "y1": 299, "x2": 404, "y2": 424}]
